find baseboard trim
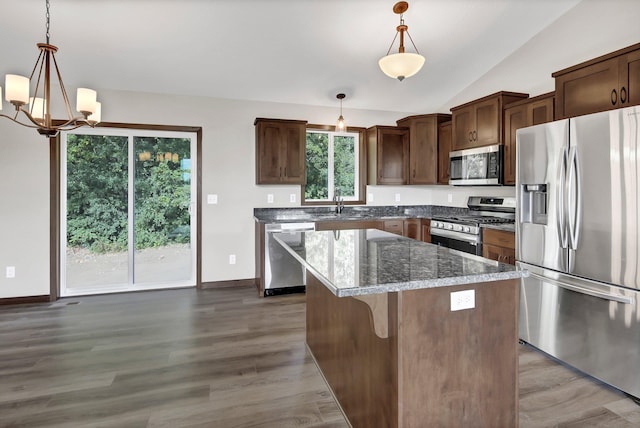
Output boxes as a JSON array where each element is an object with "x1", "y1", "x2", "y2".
[
  {"x1": 200, "y1": 278, "x2": 258, "y2": 289},
  {"x1": 0, "y1": 295, "x2": 51, "y2": 306}
]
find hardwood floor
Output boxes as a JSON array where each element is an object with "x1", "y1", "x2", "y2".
[{"x1": 0, "y1": 285, "x2": 638, "y2": 427}]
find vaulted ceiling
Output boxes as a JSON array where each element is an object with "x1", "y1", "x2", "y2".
[{"x1": 0, "y1": 0, "x2": 583, "y2": 114}]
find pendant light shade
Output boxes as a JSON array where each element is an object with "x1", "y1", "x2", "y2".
[
  {"x1": 335, "y1": 93, "x2": 346, "y2": 132},
  {"x1": 379, "y1": 1, "x2": 425, "y2": 81}
]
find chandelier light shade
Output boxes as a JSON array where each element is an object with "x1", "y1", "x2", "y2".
[
  {"x1": 335, "y1": 93, "x2": 346, "y2": 132},
  {"x1": 0, "y1": 0, "x2": 101, "y2": 137},
  {"x1": 378, "y1": 1, "x2": 425, "y2": 81}
]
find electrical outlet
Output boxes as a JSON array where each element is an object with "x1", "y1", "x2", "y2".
[
  {"x1": 229, "y1": 254, "x2": 236, "y2": 265},
  {"x1": 289, "y1": 194, "x2": 296, "y2": 203},
  {"x1": 447, "y1": 193, "x2": 453, "y2": 203},
  {"x1": 267, "y1": 194, "x2": 274, "y2": 204},
  {"x1": 6, "y1": 266, "x2": 15, "y2": 278},
  {"x1": 395, "y1": 193, "x2": 401, "y2": 203},
  {"x1": 207, "y1": 194, "x2": 218, "y2": 204},
  {"x1": 450, "y1": 289, "x2": 475, "y2": 311}
]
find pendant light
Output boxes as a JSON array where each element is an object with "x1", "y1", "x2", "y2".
[
  {"x1": 378, "y1": 1, "x2": 425, "y2": 81},
  {"x1": 335, "y1": 93, "x2": 346, "y2": 132},
  {"x1": 0, "y1": 0, "x2": 101, "y2": 137}
]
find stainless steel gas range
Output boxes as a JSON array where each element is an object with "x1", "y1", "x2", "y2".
[{"x1": 430, "y1": 196, "x2": 515, "y2": 256}]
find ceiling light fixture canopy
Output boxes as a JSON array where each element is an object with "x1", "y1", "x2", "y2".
[
  {"x1": 378, "y1": 1, "x2": 425, "y2": 81},
  {"x1": 0, "y1": 0, "x2": 101, "y2": 137},
  {"x1": 335, "y1": 93, "x2": 346, "y2": 132}
]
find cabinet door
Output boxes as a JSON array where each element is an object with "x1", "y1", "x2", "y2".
[
  {"x1": 554, "y1": 57, "x2": 620, "y2": 119},
  {"x1": 528, "y1": 97, "x2": 554, "y2": 126},
  {"x1": 482, "y1": 244, "x2": 516, "y2": 265},
  {"x1": 280, "y1": 123, "x2": 306, "y2": 184},
  {"x1": 408, "y1": 118, "x2": 438, "y2": 184},
  {"x1": 452, "y1": 105, "x2": 475, "y2": 151},
  {"x1": 474, "y1": 97, "x2": 501, "y2": 147},
  {"x1": 437, "y1": 122, "x2": 452, "y2": 185},
  {"x1": 256, "y1": 122, "x2": 284, "y2": 184},
  {"x1": 421, "y1": 219, "x2": 431, "y2": 243},
  {"x1": 377, "y1": 129, "x2": 409, "y2": 185},
  {"x1": 383, "y1": 220, "x2": 403, "y2": 235},
  {"x1": 620, "y1": 49, "x2": 640, "y2": 108},
  {"x1": 503, "y1": 105, "x2": 526, "y2": 186},
  {"x1": 403, "y1": 219, "x2": 421, "y2": 240}
]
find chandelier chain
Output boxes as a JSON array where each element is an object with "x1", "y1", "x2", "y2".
[{"x1": 46, "y1": 0, "x2": 51, "y2": 44}]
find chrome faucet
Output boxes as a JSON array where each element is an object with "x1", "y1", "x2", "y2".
[{"x1": 334, "y1": 188, "x2": 344, "y2": 214}]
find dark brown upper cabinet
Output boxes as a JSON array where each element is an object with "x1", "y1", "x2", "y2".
[
  {"x1": 396, "y1": 114, "x2": 451, "y2": 185},
  {"x1": 451, "y1": 91, "x2": 528, "y2": 151},
  {"x1": 437, "y1": 120, "x2": 452, "y2": 185},
  {"x1": 367, "y1": 125, "x2": 409, "y2": 185},
  {"x1": 503, "y1": 92, "x2": 554, "y2": 185},
  {"x1": 255, "y1": 118, "x2": 307, "y2": 184},
  {"x1": 553, "y1": 42, "x2": 640, "y2": 120}
]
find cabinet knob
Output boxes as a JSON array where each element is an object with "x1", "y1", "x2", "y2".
[
  {"x1": 621, "y1": 87, "x2": 627, "y2": 104},
  {"x1": 611, "y1": 89, "x2": 618, "y2": 106},
  {"x1": 469, "y1": 132, "x2": 473, "y2": 142},
  {"x1": 413, "y1": 168, "x2": 416, "y2": 178}
]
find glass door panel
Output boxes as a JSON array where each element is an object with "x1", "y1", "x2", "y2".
[
  {"x1": 64, "y1": 134, "x2": 129, "y2": 292},
  {"x1": 133, "y1": 136, "x2": 193, "y2": 284}
]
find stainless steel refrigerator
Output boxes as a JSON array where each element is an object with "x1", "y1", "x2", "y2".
[{"x1": 517, "y1": 105, "x2": 640, "y2": 399}]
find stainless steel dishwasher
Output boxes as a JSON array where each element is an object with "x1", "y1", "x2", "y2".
[{"x1": 264, "y1": 222, "x2": 315, "y2": 296}]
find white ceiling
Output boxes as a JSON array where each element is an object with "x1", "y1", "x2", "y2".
[{"x1": 0, "y1": 0, "x2": 582, "y2": 114}]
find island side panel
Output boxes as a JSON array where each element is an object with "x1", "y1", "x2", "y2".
[
  {"x1": 306, "y1": 271, "x2": 399, "y2": 428},
  {"x1": 397, "y1": 280, "x2": 519, "y2": 428}
]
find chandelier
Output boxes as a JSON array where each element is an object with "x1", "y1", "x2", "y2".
[
  {"x1": 0, "y1": 0, "x2": 101, "y2": 137},
  {"x1": 378, "y1": 1, "x2": 425, "y2": 81}
]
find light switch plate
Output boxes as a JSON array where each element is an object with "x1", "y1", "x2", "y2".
[
  {"x1": 6, "y1": 266, "x2": 15, "y2": 278},
  {"x1": 368, "y1": 193, "x2": 374, "y2": 202},
  {"x1": 450, "y1": 289, "x2": 475, "y2": 311},
  {"x1": 289, "y1": 194, "x2": 296, "y2": 203},
  {"x1": 229, "y1": 254, "x2": 236, "y2": 265},
  {"x1": 395, "y1": 193, "x2": 401, "y2": 203},
  {"x1": 267, "y1": 194, "x2": 274, "y2": 204},
  {"x1": 207, "y1": 194, "x2": 218, "y2": 204},
  {"x1": 447, "y1": 193, "x2": 453, "y2": 203}
]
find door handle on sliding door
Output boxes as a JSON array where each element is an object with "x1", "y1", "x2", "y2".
[{"x1": 568, "y1": 147, "x2": 581, "y2": 250}]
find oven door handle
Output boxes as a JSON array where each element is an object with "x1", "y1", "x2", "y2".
[{"x1": 430, "y1": 228, "x2": 480, "y2": 245}]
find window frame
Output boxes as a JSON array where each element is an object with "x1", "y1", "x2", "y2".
[{"x1": 302, "y1": 124, "x2": 367, "y2": 206}]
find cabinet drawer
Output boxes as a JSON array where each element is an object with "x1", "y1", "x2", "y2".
[
  {"x1": 482, "y1": 228, "x2": 515, "y2": 249},
  {"x1": 383, "y1": 220, "x2": 404, "y2": 235}
]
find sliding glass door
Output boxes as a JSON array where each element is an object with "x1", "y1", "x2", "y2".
[{"x1": 61, "y1": 128, "x2": 197, "y2": 296}]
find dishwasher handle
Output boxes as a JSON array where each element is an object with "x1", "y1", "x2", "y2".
[{"x1": 265, "y1": 222, "x2": 316, "y2": 233}]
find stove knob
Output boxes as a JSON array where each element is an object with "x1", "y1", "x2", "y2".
[
  {"x1": 436, "y1": 222, "x2": 442, "y2": 228},
  {"x1": 446, "y1": 224, "x2": 453, "y2": 230},
  {"x1": 463, "y1": 226, "x2": 471, "y2": 233},
  {"x1": 454, "y1": 225, "x2": 463, "y2": 232}
]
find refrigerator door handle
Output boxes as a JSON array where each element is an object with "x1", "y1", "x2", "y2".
[
  {"x1": 527, "y1": 270, "x2": 634, "y2": 305},
  {"x1": 557, "y1": 147, "x2": 569, "y2": 248},
  {"x1": 568, "y1": 147, "x2": 582, "y2": 249}
]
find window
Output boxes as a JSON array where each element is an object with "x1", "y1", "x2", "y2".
[{"x1": 304, "y1": 126, "x2": 365, "y2": 204}]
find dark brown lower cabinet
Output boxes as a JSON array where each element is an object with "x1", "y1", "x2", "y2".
[
  {"x1": 306, "y1": 271, "x2": 519, "y2": 427},
  {"x1": 482, "y1": 228, "x2": 515, "y2": 265}
]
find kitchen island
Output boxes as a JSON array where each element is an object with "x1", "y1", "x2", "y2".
[{"x1": 274, "y1": 228, "x2": 524, "y2": 428}]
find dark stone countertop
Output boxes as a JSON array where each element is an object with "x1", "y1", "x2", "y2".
[{"x1": 273, "y1": 229, "x2": 524, "y2": 297}]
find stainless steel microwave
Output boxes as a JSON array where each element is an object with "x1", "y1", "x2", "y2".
[{"x1": 449, "y1": 144, "x2": 503, "y2": 186}]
